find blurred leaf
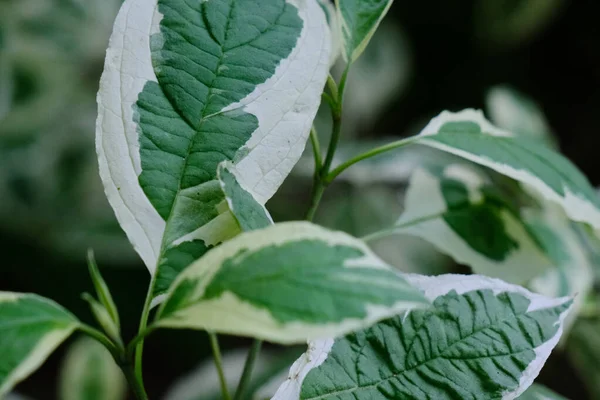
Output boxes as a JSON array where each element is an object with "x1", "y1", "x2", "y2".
[
  {"x1": 58, "y1": 337, "x2": 126, "y2": 400},
  {"x1": 486, "y1": 85, "x2": 557, "y2": 149},
  {"x1": 518, "y1": 384, "x2": 569, "y2": 400},
  {"x1": 0, "y1": 0, "x2": 133, "y2": 263},
  {"x1": 476, "y1": 0, "x2": 566, "y2": 49},
  {"x1": 384, "y1": 164, "x2": 552, "y2": 285},
  {"x1": 164, "y1": 347, "x2": 300, "y2": 400},
  {"x1": 526, "y1": 205, "x2": 594, "y2": 338},
  {"x1": 567, "y1": 318, "x2": 600, "y2": 399}
]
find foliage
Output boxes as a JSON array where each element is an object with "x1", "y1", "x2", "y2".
[{"x1": 2, "y1": 0, "x2": 600, "y2": 399}]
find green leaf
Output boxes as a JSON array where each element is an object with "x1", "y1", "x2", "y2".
[
  {"x1": 381, "y1": 164, "x2": 552, "y2": 284},
  {"x1": 58, "y1": 337, "x2": 126, "y2": 400},
  {"x1": 273, "y1": 274, "x2": 573, "y2": 400},
  {"x1": 410, "y1": 109, "x2": 600, "y2": 229},
  {"x1": 96, "y1": 0, "x2": 332, "y2": 299},
  {"x1": 336, "y1": 0, "x2": 394, "y2": 62},
  {"x1": 86, "y1": 250, "x2": 119, "y2": 331},
  {"x1": 517, "y1": 384, "x2": 569, "y2": 400},
  {"x1": 486, "y1": 85, "x2": 557, "y2": 149},
  {"x1": 155, "y1": 222, "x2": 429, "y2": 344},
  {"x1": 0, "y1": 292, "x2": 80, "y2": 397}
]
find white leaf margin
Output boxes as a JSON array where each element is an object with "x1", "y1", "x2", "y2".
[
  {"x1": 271, "y1": 273, "x2": 573, "y2": 400},
  {"x1": 95, "y1": 0, "x2": 331, "y2": 272}
]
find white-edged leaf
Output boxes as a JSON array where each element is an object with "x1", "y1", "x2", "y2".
[
  {"x1": 410, "y1": 109, "x2": 600, "y2": 229},
  {"x1": 0, "y1": 292, "x2": 80, "y2": 397},
  {"x1": 96, "y1": 0, "x2": 331, "y2": 298},
  {"x1": 155, "y1": 222, "x2": 429, "y2": 344},
  {"x1": 58, "y1": 337, "x2": 126, "y2": 400},
  {"x1": 336, "y1": 0, "x2": 394, "y2": 62},
  {"x1": 382, "y1": 164, "x2": 552, "y2": 284},
  {"x1": 518, "y1": 384, "x2": 569, "y2": 400},
  {"x1": 274, "y1": 274, "x2": 573, "y2": 400}
]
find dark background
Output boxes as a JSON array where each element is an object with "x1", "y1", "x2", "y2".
[{"x1": 1, "y1": 0, "x2": 598, "y2": 398}]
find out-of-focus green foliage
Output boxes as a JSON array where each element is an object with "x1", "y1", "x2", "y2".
[
  {"x1": 475, "y1": 0, "x2": 566, "y2": 49},
  {"x1": 0, "y1": 0, "x2": 134, "y2": 262}
]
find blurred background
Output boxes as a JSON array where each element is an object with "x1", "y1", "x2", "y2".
[{"x1": 1, "y1": 0, "x2": 600, "y2": 398}]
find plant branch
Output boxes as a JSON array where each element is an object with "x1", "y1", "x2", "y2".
[
  {"x1": 78, "y1": 324, "x2": 121, "y2": 359},
  {"x1": 326, "y1": 137, "x2": 417, "y2": 183},
  {"x1": 79, "y1": 324, "x2": 148, "y2": 400},
  {"x1": 233, "y1": 340, "x2": 263, "y2": 400},
  {"x1": 209, "y1": 332, "x2": 232, "y2": 400},
  {"x1": 121, "y1": 361, "x2": 150, "y2": 400},
  {"x1": 309, "y1": 126, "x2": 323, "y2": 172},
  {"x1": 133, "y1": 274, "x2": 157, "y2": 385}
]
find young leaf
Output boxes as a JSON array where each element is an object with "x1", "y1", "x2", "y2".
[
  {"x1": 96, "y1": 0, "x2": 331, "y2": 298},
  {"x1": 518, "y1": 384, "x2": 568, "y2": 400},
  {"x1": 0, "y1": 292, "x2": 80, "y2": 397},
  {"x1": 155, "y1": 222, "x2": 429, "y2": 344},
  {"x1": 86, "y1": 250, "x2": 119, "y2": 330},
  {"x1": 273, "y1": 274, "x2": 573, "y2": 400},
  {"x1": 410, "y1": 109, "x2": 600, "y2": 229},
  {"x1": 336, "y1": 0, "x2": 394, "y2": 62},
  {"x1": 59, "y1": 337, "x2": 127, "y2": 400},
  {"x1": 81, "y1": 294, "x2": 121, "y2": 345},
  {"x1": 383, "y1": 164, "x2": 551, "y2": 284}
]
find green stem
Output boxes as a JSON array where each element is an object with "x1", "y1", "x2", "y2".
[
  {"x1": 78, "y1": 324, "x2": 121, "y2": 359},
  {"x1": 326, "y1": 137, "x2": 416, "y2": 183},
  {"x1": 121, "y1": 361, "x2": 150, "y2": 400},
  {"x1": 133, "y1": 274, "x2": 157, "y2": 385},
  {"x1": 209, "y1": 332, "x2": 232, "y2": 400},
  {"x1": 79, "y1": 325, "x2": 148, "y2": 400},
  {"x1": 305, "y1": 178, "x2": 326, "y2": 222},
  {"x1": 309, "y1": 126, "x2": 323, "y2": 172},
  {"x1": 233, "y1": 340, "x2": 263, "y2": 400}
]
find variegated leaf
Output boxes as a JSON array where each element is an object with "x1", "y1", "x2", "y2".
[
  {"x1": 336, "y1": 0, "x2": 394, "y2": 62},
  {"x1": 96, "y1": 0, "x2": 331, "y2": 298},
  {"x1": 379, "y1": 164, "x2": 551, "y2": 284},
  {"x1": 155, "y1": 222, "x2": 429, "y2": 344},
  {"x1": 408, "y1": 109, "x2": 600, "y2": 229},
  {"x1": 273, "y1": 274, "x2": 573, "y2": 400},
  {"x1": 0, "y1": 293, "x2": 80, "y2": 397}
]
